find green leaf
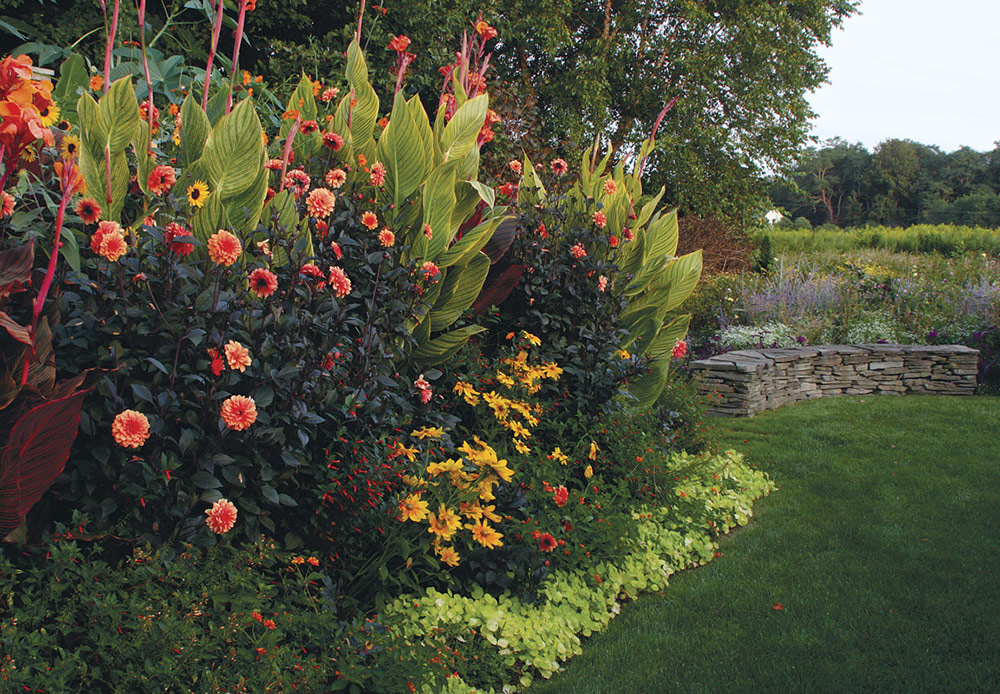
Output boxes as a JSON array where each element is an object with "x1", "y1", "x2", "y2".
[
  {"x1": 430, "y1": 252, "x2": 489, "y2": 330},
  {"x1": 627, "y1": 314, "x2": 691, "y2": 407},
  {"x1": 344, "y1": 40, "x2": 379, "y2": 163},
  {"x1": 103, "y1": 76, "x2": 140, "y2": 152},
  {"x1": 436, "y1": 213, "x2": 503, "y2": 268},
  {"x1": 132, "y1": 120, "x2": 155, "y2": 196},
  {"x1": 179, "y1": 94, "x2": 211, "y2": 167},
  {"x1": 439, "y1": 94, "x2": 487, "y2": 163},
  {"x1": 52, "y1": 53, "x2": 88, "y2": 116},
  {"x1": 467, "y1": 181, "x2": 496, "y2": 208},
  {"x1": 518, "y1": 154, "x2": 547, "y2": 206},
  {"x1": 411, "y1": 325, "x2": 486, "y2": 366},
  {"x1": 408, "y1": 94, "x2": 439, "y2": 171},
  {"x1": 420, "y1": 163, "x2": 458, "y2": 261},
  {"x1": 643, "y1": 208, "x2": 679, "y2": 263},
  {"x1": 199, "y1": 99, "x2": 263, "y2": 197},
  {"x1": 636, "y1": 186, "x2": 665, "y2": 229},
  {"x1": 378, "y1": 91, "x2": 426, "y2": 214}
]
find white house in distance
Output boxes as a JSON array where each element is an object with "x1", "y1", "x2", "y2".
[{"x1": 765, "y1": 209, "x2": 784, "y2": 226}]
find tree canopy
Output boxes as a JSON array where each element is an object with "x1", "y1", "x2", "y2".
[{"x1": 770, "y1": 138, "x2": 1000, "y2": 228}]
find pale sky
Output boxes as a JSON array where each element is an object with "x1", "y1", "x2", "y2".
[{"x1": 807, "y1": 0, "x2": 999, "y2": 153}]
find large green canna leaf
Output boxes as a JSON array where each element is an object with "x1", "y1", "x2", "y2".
[
  {"x1": 660, "y1": 250, "x2": 702, "y2": 313},
  {"x1": 627, "y1": 314, "x2": 691, "y2": 407},
  {"x1": 616, "y1": 232, "x2": 646, "y2": 278},
  {"x1": 436, "y1": 211, "x2": 503, "y2": 268},
  {"x1": 344, "y1": 40, "x2": 379, "y2": 163},
  {"x1": 378, "y1": 91, "x2": 426, "y2": 214},
  {"x1": 408, "y1": 94, "x2": 439, "y2": 171},
  {"x1": 440, "y1": 94, "x2": 487, "y2": 163},
  {"x1": 430, "y1": 252, "x2": 490, "y2": 331},
  {"x1": 52, "y1": 53, "x2": 88, "y2": 118},
  {"x1": 602, "y1": 183, "x2": 630, "y2": 236},
  {"x1": 643, "y1": 209, "x2": 680, "y2": 264},
  {"x1": 199, "y1": 99, "x2": 264, "y2": 198},
  {"x1": 178, "y1": 94, "x2": 211, "y2": 167},
  {"x1": 636, "y1": 186, "x2": 666, "y2": 229},
  {"x1": 518, "y1": 154, "x2": 547, "y2": 206},
  {"x1": 280, "y1": 74, "x2": 321, "y2": 163},
  {"x1": 411, "y1": 325, "x2": 487, "y2": 367},
  {"x1": 78, "y1": 145, "x2": 129, "y2": 221},
  {"x1": 132, "y1": 121, "x2": 156, "y2": 196},
  {"x1": 420, "y1": 163, "x2": 458, "y2": 260},
  {"x1": 104, "y1": 77, "x2": 140, "y2": 152}
]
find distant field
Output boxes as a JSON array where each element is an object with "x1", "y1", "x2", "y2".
[{"x1": 766, "y1": 224, "x2": 1000, "y2": 256}]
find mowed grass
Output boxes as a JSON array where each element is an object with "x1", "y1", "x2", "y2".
[{"x1": 532, "y1": 396, "x2": 1000, "y2": 693}]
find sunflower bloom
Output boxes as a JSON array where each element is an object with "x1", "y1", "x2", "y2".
[
  {"x1": 187, "y1": 181, "x2": 210, "y2": 208},
  {"x1": 207, "y1": 230, "x2": 242, "y2": 266},
  {"x1": 60, "y1": 134, "x2": 80, "y2": 160},
  {"x1": 205, "y1": 498, "x2": 238, "y2": 534},
  {"x1": 111, "y1": 410, "x2": 150, "y2": 448},
  {"x1": 221, "y1": 395, "x2": 257, "y2": 431},
  {"x1": 74, "y1": 197, "x2": 101, "y2": 224},
  {"x1": 248, "y1": 267, "x2": 278, "y2": 298},
  {"x1": 224, "y1": 341, "x2": 252, "y2": 372}
]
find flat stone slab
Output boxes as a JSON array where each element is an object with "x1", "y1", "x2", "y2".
[{"x1": 694, "y1": 344, "x2": 980, "y2": 417}]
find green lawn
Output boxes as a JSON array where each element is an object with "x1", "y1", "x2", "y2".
[{"x1": 532, "y1": 396, "x2": 1000, "y2": 693}]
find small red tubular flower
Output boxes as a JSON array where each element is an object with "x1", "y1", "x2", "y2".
[{"x1": 205, "y1": 499, "x2": 238, "y2": 534}]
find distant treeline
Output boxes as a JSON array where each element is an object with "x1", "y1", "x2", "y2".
[{"x1": 769, "y1": 138, "x2": 1000, "y2": 228}]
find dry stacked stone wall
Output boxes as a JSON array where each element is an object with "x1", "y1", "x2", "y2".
[{"x1": 690, "y1": 344, "x2": 979, "y2": 417}]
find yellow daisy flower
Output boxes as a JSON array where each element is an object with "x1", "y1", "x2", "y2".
[{"x1": 187, "y1": 181, "x2": 210, "y2": 208}]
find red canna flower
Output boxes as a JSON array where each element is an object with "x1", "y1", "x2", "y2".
[{"x1": 388, "y1": 35, "x2": 411, "y2": 53}]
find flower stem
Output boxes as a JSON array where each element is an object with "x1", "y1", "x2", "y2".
[
  {"x1": 202, "y1": 0, "x2": 225, "y2": 110},
  {"x1": 226, "y1": 0, "x2": 248, "y2": 115}
]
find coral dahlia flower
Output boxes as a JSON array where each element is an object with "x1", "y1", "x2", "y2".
[
  {"x1": 248, "y1": 267, "x2": 278, "y2": 298},
  {"x1": 420, "y1": 261, "x2": 440, "y2": 282},
  {"x1": 111, "y1": 409, "x2": 150, "y2": 448},
  {"x1": 360, "y1": 211, "x2": 378, "y2": 230},
  {"x1": 369, "y1": 161, "x2": 386, "y2": 187},
  {"x1": 553, "y1": 485, "x2": 569, "y2": 508},
  {"x1": 603, "y1": 179, "x2": 618, "y2": 196},
  {"x1": 322, "y1": 132, "x2": 344, "y2": 151},
  {"x1": 221, "y1": 394, "x2": 257, "y2": 431},
  {"x1": 325, "y1": 168, "x2": 347, "y2": 188},
  {"x1": 551, "y1": 158, "x2": 568, "y2": 175},
  {"x1": 592, "y1": 211, "x2": 607, "y2": 228},
  {"x1": 99, "y1": 230, "x2": 128, "y2": 262},
  {"x1": 164, "y1": 222, "x2": 194, "y2": 256},
  {"x1": 147, "y1": 164, "x2": 177, "y2": 196},
  {"x1": 508, "y1": 160, "x2": 522, "y2": 174},
  {"x1": 672, "y1": 339, "x2": 687, "y2": 359},
  {"x1": 224, "y1": 340, "x2": 252, "y2": 372},
  {"x1": 205, "y1": 498, "x2": 238, "y2": 534},
  {"x1": 537, "y1": 532, "x2": 557, "y2": 552},
  {"x1": 207, "y1": 230, "x2": 242, "y2": 266},
  {"x1": 74, "y1": 197, "x2": 101, "y2": 223},
  {"x1": 328, "y1": 266, "x2": 352, "y2": 298},
  {"x1": 378, "y1": 228, "x2": 395, "y2": 247},
  {"x1": 1, "y1": 191, "x2": 14, "y2": 217},
  {"x1": 305, "y1": 187, "x2": 336, "y2": 218},
  {"x1": 570, "y1": 243, "x2": 586, "y2": 259}
]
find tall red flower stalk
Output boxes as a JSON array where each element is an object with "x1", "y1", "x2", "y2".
[
  {"x1": 99, "y1": 0, "x2": 120, "y2": 95},
  {"x1": 23, "y1": 161, "x2": 75, "y2": 385},
  {"x1": 226, "y1": 0, "x2": 249, "y2": 114},
  {"x1": 202, "y1": 0, "x2": 225, "y2": 110},
  {"x1": 278, "y1": 118, "x2": 300, "y2": 193},
  {"x1": 137, "y1": 0, "x2": 154, "y2": 155}
]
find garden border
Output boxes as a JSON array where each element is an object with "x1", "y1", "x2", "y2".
[{"x1": 690, "y1": 344, "x2": 979, "y2": 416}]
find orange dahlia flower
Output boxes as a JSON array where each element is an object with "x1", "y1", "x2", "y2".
[
  {"x1": 205, "y1": 498, "x2": 238, "y2": 533},
  {"x1": 207, "y1": 230, "x2": 242, "y2": 266},
  {"x1": 221, "y1": 394, "x2": 257, "y2": 431},
  {"x1": 224, "y1": 341, "x2": 252, "y2": 372},
  {"x1": 111, "y1": 410, "x2": 150, "y2": 448}
]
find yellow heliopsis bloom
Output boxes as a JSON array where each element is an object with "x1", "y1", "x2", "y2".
[
  {"x1": 469, "y1": 520, "x2": 503, "y2": 549},
  {"x1": 584, "y1": 464, "x2": 594, "y2": 479},
  {"x1": 588, "y1": 441, "x2": 600, "y2": 460},
  {"x1": 547, "y1": 447, "x2": 569, "y2": 465},
  {"x1": 508, "y1": 420, "x2": 531, "y2": 439},
  {"x1": 393, "y1": 443, "x2": 419, "y2": 462},
  {"x1": 541, "y1": 362, "x2": 563, "y2": 379},
  {"x1": 427, "y1": 504, "x2": 461, "y2": 541},
  {"x1": 187, "y1": 181, "x2": 210, "y2": 208},
  {"x1": 521, "y1": 331, "x2": 541, "y2": 347},
  {"x1": 453, "y1": 380, "x2": 479, "y2": 399},
  {"x1": 513, "y1": 438, "x2": 531, "y2": 455},
  {"x1": 411, "y1": 426, "x2": 444, "y2": 440},
  {"x1": 398, "y1": 493, "x2": 429, "y2": 522},
  {"x1": 616, "y1": 349, "x2": 631, "y2": 359},
  {"x1": 435, "y1": 545, "x2": 460, "y2": 567},
  {"x1": 426, "y1": 458, "x2": 463, "y2": 479}
]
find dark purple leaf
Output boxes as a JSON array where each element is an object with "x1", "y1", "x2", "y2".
[{"x1": 471, "y1": 264, "x2": 525, "y2": 315}]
